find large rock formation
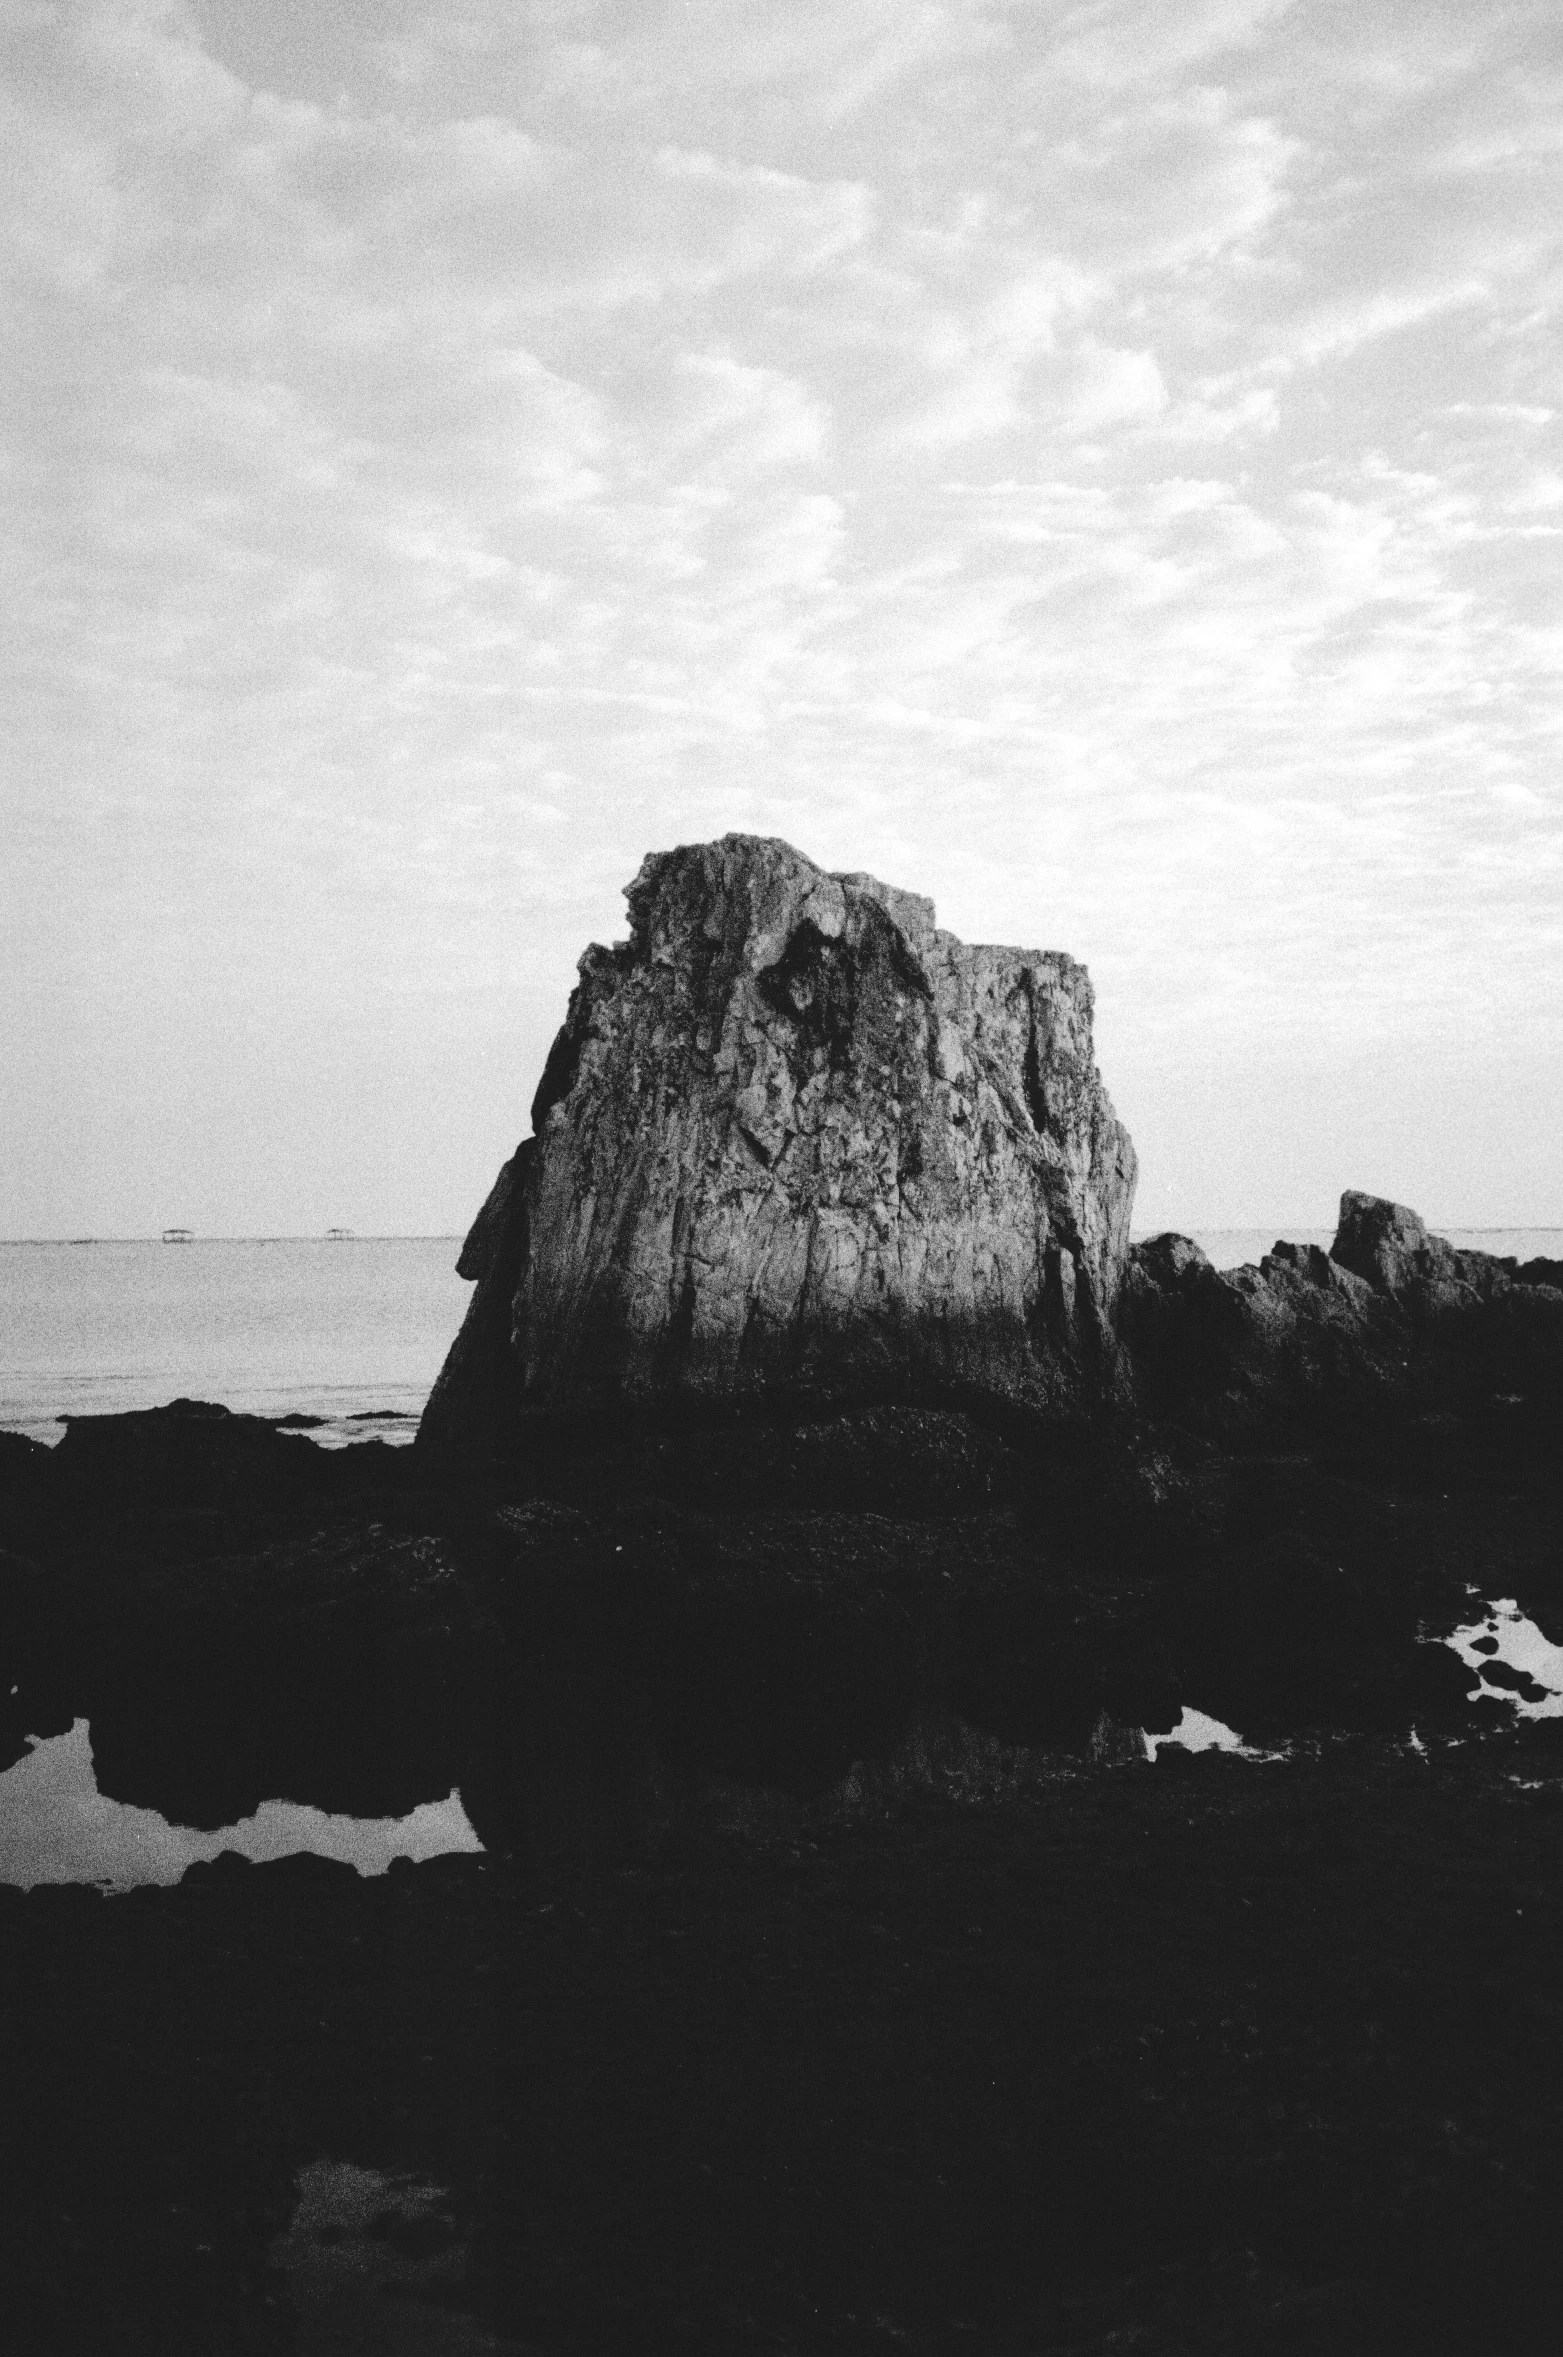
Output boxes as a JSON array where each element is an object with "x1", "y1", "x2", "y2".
[{"x1": 422, "y1": 835, "x2": 1136, "y2": 1442}]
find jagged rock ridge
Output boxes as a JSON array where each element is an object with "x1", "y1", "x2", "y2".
[
  {"x1": 1120, "y1": 1189, "x2": 1563, "y2": 1435},
  {"x1": 423, "y1": 835, "x2": 1137, "y2": 1439}
]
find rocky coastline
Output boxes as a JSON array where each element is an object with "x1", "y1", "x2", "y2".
[{"x1": 2, "y1": 837, "x2": 1560, "y2": 2352}]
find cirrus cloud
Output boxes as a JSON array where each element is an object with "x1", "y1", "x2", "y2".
[{"x1": 1, "y1": 0, "x2": 1559, "y2": 1235}]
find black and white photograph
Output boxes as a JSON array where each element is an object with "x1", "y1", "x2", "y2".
[{"x1": 2, "y1": 3, "x2": 1561, "y2": 2349}]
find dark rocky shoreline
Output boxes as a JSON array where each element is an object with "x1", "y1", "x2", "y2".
[
  {"x1": 3, "y1": 1730, "x2": 1561, "y2": 2353},
  {"x1": 3, "y1": 1282, "x2": 1561, "y2": 2350}
]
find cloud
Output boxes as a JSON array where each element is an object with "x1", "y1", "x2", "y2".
[
  {"x1": 670, "y1": 353, "x2": 829, "y2": 471},
  {"x1": 1025, "y1": 83, "x2": 1301, "y2": 274},
  {"x1": 1065, "y1": 342, "x2": 1168, "y2": 431},
  {"x1": 1, "y1": 0, "x2": 1560, "y2": 1238},
  {"x1": 650, "y1": 146, "x2": 878, "y2": 279},
  {"x1": 1047, "y1": 0, "x2": 1299, "y2": 92}
]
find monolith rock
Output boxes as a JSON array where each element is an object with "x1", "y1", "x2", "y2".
[{"x1": 422, "y1": 835, "x2": 1137, "y2": 1445}]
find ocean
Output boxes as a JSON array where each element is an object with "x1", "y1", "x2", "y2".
[
  {"x1": 2, "y1": 1227, "x2": 1559, "y2": 1450},
  {"x1": 0, "y1": 1235, "x2": 468, "y2": 1447}
]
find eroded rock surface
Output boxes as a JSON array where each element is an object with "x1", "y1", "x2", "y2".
[{"x1": 423, "y1": 835, "x2": 1136, "y2": 1442}]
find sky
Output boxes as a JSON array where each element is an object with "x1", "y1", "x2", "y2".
[{"x1": 3, "y1": 0, "x2": 1560, "y2": 1238}]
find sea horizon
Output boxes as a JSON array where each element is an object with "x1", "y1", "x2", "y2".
[
  {"x1": 0, "y1": 1232, "x2": 464, "y2": 1246},
  {"x1": 7, "y1": 1216, "x2": 1557, "y2": 1255}
]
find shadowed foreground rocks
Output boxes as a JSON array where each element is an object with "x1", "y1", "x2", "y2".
[
  {"x1": 7, "y1": 1368, "x2": 1557, "y2": 1860},
  {"x1": 3, "y1": 1741, "x2": 1562, "y2": 2354},
  {"x1": 3, "y1": 1165, "x2": 1562, "y2": 2347}
]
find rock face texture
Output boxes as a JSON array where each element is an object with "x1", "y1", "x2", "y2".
[{"x1": 422, "y1": 835, "x2": 1136, "y2": 1441}]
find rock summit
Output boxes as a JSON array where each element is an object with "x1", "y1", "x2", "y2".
[{"x1": 422, "y1": 835, "x2": 1137, "y2": 1442}]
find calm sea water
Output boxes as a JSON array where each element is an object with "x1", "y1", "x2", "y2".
[
  {"x1": 0, "y1": 1236, "x2": 468, "y2": 1447},
  {"x1": 3, "y1": 1228, "x2": 1558, "y2": 1452}
]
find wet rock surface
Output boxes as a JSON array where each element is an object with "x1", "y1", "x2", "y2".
[{"x1": 423, "y1": 835, "x2": 1136, "y2": 1444}]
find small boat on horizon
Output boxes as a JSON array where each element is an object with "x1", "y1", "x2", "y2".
[
  {"x1": 326, "y1": 1227, "x2": 356, "y2": 1240},
  {"x1": 162, "y1": 1227, "x2": 194, "y2": 1243}
]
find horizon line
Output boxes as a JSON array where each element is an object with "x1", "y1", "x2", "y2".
[
  {"x1": 4, "y1": 1223, "x2": 1561, "y2": 1248},
  {"x1": 0, "y1": 1233, "x2": 466, "y2": 1247}
]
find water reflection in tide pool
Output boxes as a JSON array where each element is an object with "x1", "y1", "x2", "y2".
[
  {"x1": 1145, "y1": 1707, "x2": 1261, "y2": 1759},
  {"x1": 1445, "y1": 1601, "x2": 1563, "y2": 1718},
  {"x1": 0, "y1": 1719, "x2": 482, "y2": 1889}
]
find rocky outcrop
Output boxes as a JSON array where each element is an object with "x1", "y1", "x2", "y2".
[
  {"x1": 1119, "y1": 1228, "x2": 1401, "y2": 1434},
  {"x1": 1121, "y1": 1191, "x2": 1563, "y2": 1438},
  {"x1": 422, "y1": 836, "x2": 1136, "y2": 1443},
  {"x1": 1332, "y1": 1190, "x2": 1514, "y2": 1306},
  {"x1": 50, "y1": 1396, "x2": 337, "y2": 1510}
]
